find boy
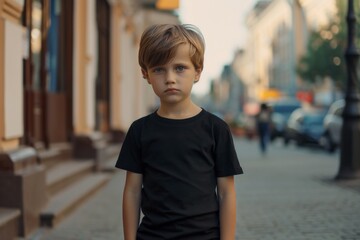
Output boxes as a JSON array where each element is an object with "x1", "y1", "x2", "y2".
[{"x1": 116, "y1": 24, "x2": 243, "y2": 240}]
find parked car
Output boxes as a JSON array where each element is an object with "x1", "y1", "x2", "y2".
[
  {"x1": 269, "y1": 100, "x2": 301, "y2": 141},
  {"x1": 320, "y1": 99, "x2": 344, "y2": 153},
  {"x1": 284, "y1": 108, "x2": 327, "y2": 146}
]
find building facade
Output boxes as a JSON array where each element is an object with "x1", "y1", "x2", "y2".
[
  {"x1": 0, "y1": 0, "x2": 179, "y2": 238},
  {"x1": 234, "y1": 0, "x2": 336, "y2": 105}
]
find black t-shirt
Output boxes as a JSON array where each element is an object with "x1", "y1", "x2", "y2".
[{"x1": 116, "y1": 109, "x2": 243, "y2": 240}]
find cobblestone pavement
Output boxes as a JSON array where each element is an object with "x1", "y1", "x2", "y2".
[
  {"x1": 30, "y1": 138, "x2": 360, "y2": 240},
  {"x1": 234, "y1": 139, "x2": 360, "y2": 240}
]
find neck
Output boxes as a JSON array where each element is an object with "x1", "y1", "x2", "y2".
[{"x1": 157, "y1": 102, "x2": 201, "y2": 119}]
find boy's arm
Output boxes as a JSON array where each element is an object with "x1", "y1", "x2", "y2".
[
  {"x1": 217, "y1": 176, "x2": 237, "y2": 240},
  {"x1": 123, "y1": 171, "x2": 143, "y2": 240}
]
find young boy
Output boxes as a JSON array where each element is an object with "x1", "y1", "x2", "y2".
[{"x1": 116, "y1": 24, "x2": 243, "y2": 240}]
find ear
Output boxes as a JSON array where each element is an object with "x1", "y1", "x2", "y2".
[
  {"x1": 194, "y1": 68, "x2": 202, "y2": 83},
  {"x1": 141, "y1": 68, "x2": 151, "y2": 84}
]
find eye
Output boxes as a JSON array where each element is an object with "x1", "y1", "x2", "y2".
[
  {"x1": 152, "y1": 67, "x2": 164, "y2": 73},
  {"x1": 175, "y1": 65, "x2": 186, "y2": 72}
]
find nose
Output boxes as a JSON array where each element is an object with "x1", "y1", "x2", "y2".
[{"x1": 165, "y1": 71, "x2": 176, "y2": 84}]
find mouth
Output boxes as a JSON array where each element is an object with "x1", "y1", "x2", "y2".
[{"x1": 165, "y1": 88, "x2": 180, "y2": 93}]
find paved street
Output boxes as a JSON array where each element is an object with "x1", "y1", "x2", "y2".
[{"x1": 30, "y1": 137, "x2": 360, "y2": 240}]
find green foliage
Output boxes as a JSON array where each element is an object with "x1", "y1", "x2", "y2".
[{"x1": 296, "y1": 0, "x2": 360, "y2": 89}]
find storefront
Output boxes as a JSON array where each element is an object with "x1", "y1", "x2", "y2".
[{"x1": 22, "y1": 0, "x2": 74, "y2": 148}]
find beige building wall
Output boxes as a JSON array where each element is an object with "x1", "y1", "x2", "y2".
[
  {"x1": 73, "y1": 0, "x2": 98, "y2": 134},
  {"x1": 246, "y1": 0, "x2": 292, "y2": 100},
  {"x1": 118, "y1": 17, "x2": 138, "y2": 129},
  {"x1": 299, "y1": 0, "x2": 336, "y2": 29},
  {"x1": 4, "y1": 20, "x2": 23, "y2": 139},
  {"x1": 85, "y1": 0, "x2": 98, "y2": 131},
  {"x1": 0, "y1": 0, "x2": 25, "y2": 151},
  {"x1": 239, "y1": 0, "x2": 337, "y2": 103},
  {"x1": 73, "y1": 0, "x2": 88, "y2": 134},
  {"x1": 110, "y1": 4, "x2": 122, "y2": 130}
]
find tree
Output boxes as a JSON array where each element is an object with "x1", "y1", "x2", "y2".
[{"x1": 297, "y1": 0, "x2": 360, "y2": 89}]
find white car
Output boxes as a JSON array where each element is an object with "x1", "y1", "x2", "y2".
[{"x1": 320, "y1": 99, "x2": 344, "y2": 153}]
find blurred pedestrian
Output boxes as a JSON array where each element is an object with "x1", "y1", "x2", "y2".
[
  {"x1": 115, "y1": 24, "x2": 243, "y2": 240},
  {"x1": 256, "y1": 102, "x2": 272, "y2": 155}
]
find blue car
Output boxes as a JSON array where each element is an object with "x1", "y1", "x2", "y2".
[
  {"x1": 284, "y1": 108, "x2": 327, "y2": 146},
  {"x1": 269, "y1": 100, "x2": 301, "y2": 141}
]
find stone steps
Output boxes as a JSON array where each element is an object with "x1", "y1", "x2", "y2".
[
  {"x1": 0, "y1": 208, "x2": 20, "y2": 240},
  {"x1": 46, "y1": 160, "x2": 95, "y2": 196},
  {"x1": 40, "y1": 173, "x2": 110, "y2": 227},
  {"x1": 0, "y1": 133, "x2": 122, "y2": 238},
  {"x1": 37, "y1": 139, "x2": 120, "y2": 229},
  {"x1": 38, "y1": 143, "x2": 73, "y2": 170}
]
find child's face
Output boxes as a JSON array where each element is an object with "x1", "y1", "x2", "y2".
[{"x1": 143, "y1": 44, "x2": 201, "y2": 106}]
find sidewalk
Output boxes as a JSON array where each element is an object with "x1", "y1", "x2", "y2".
[
  {"x1": 234, "y1": 138, "x2": 360, "y2": 240},
  {"x1": 32, "y1": 138, "x2": 360, "y2": 240}
]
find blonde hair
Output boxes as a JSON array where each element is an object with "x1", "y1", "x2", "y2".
[{"x1": 138, "y1": 24, "x2": 205, "y2": 71}]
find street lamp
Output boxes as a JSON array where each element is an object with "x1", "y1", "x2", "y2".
[{"x1": 337, "y1": 0, "x2": 360, "y2": 179}]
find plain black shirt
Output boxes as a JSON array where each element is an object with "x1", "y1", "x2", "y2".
[{"x1": 116, "y1": 109, "x2": 243, "y2": 240}]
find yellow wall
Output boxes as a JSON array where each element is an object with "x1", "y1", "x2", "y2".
[
  {"x1": 0, "y1": 0, "x2": 24, "y2": 151},
  {"x1": 110, "y1": 3, "x2": 122, "y2": 130},
  {"x1": 73, "y1": 0, "x2": 89, "y2": 134}
]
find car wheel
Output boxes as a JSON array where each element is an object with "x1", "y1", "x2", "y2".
[
  {"x1": 283, "y1": 136, "x2": 289, "y2": 146},
  {"x1": 296, "y1": 138, "x2": 304, "y2": 146},
  {"x1": 321, "y1": 132, "x2": 336, "y2": 153}
]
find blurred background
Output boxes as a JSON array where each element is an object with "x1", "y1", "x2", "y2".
[{"x1": 0, "y1": 0, "x2": 360, "y2": 239}]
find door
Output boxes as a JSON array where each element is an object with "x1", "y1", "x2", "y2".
[
  {"x1": 22, "y1": 0, "x2": 49, "y2": 149},
  {"x1": 46, "y1": 0, "x2": 74, "y2": 143},
  {"x1": 22, "y1": 0, "x2": 74, "y2": 148}
]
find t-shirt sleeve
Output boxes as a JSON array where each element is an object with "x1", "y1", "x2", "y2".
[
  {"x1": 214, "y1": 122, "x2": 243, "y2": 177},
  {"x1": 115, "y1": 123, "x2": 143, "y2": 173}
]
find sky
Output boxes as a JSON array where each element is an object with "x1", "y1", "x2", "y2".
[{"x1": 179, "y1": 0, "x2": 257, "y2": 96}]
